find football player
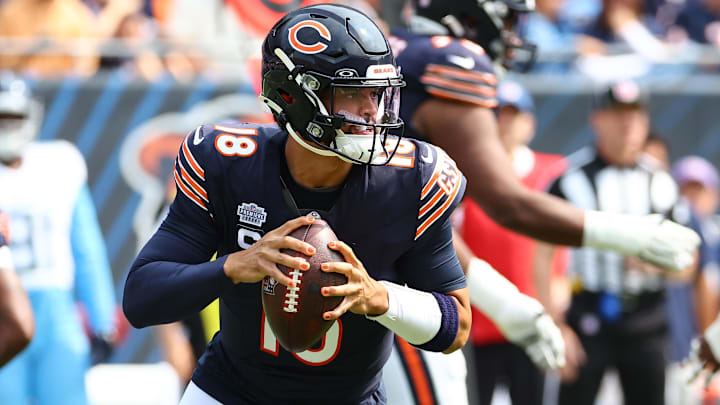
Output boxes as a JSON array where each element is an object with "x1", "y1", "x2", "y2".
[
  {"x1": 123, "y1": 4, "x2": 473, "y2": 404},
  {"x1": 0, "y1": 211, "x2": 34, "y2": 368},
  {"x1": 0, "y1": 72, "x2": 117, "y2": 404},
  {"x1": 385, "y1": 0, "x2": 700, "y2": 404}
]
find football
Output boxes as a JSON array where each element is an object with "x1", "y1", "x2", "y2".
[{"x1": 261, "y1": 216, "x2": 348, "y2": 352}]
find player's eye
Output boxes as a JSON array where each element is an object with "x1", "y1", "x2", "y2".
[
  {"x1": 371, "y1": 89, "x2": 384, "y2": 102},
  {"x1": 337, "y1": 87, "x2": 360, "y2": 99}
]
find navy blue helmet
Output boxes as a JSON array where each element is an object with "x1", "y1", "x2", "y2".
[
  {"x1": 413, "y1": 0, "x2": 538, "y2": 71},
  {"x1": 259, "y1": 4, "x2": 406, "y2": 165}
]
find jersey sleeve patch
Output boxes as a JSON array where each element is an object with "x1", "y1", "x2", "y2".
[
  {"x1": 416, "y1": 150, "x2": 464, "y2": 240},
  {"x1": 422, "y1": 64, "x2": 497, "y2": 108},
  {"x1": 174, "y1": 127, "x2": 209, "y2": 211}
]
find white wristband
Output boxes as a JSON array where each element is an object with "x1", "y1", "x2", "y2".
[
  {"x1": 366, "y1": 281, "x2": 441, "y2": 345},
  {"x1": 705, "y1": 316, "x2": 720, "y2": 363}
]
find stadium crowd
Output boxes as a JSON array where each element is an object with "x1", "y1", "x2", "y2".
[{"x1": 0, "y1": 1, "x2": 718, "y2": 405}]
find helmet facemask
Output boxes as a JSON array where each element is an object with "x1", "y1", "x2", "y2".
[
  {"x1": 0, "y1": 76, "x2": 42, "y2": 163},
  {"x1": 260, "y1": 48, "x2": 405, "y2": 165}
]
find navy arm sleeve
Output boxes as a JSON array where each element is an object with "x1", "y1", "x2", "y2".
[
  {"x1": 122, "y1": 206, "x2": 234, "y2": 328},
  {"x1": 397, "y1": 215, "x2": 467, "y2": 293}
]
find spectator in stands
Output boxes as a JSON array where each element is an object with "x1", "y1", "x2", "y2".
[
  {"x1": 0, "y1": 0, "x2": 101, "y2": 77},
  {"x1": 671, "y1": 0, "x2": 720, "y2": 46},
  {"x1": 575, "y1": 0, "x2": 677, "y2": 70},
  {"x1": 535, "y1": 80, "x2": 696, "y2": 405},
  {"x1": 460, "y1": 81, "x2": 568, "y2": 405},
  {"x1": 525, "y1": 0, "x2": 582, "y2": 71},
  {"x1": 672, "y1": 156, "x2": 720, "y2": 331},
  {"x1": 98, "y1": 12, "x2": 166, "y2": 80}
]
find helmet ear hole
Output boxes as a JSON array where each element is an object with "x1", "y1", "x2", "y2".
[{"x1": 279, "y1": 89, "x2": 295, "y2": 104}]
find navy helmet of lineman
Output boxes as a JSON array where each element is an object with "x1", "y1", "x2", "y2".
[
  {"x1": 0, "y1": 71, "x2": 43, "y2": 163},
  {"x1": 258, "y1": 3, "x2": 406, "y2": 165},
  {"x1": 411, "y1": 0, "x2": 538, "y2": 72}
]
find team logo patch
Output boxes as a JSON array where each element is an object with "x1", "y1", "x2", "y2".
[
  {"x1": 237, "y1": 202, "x2": 268, "y2": 227},
  {"x1": 288, "y1": 20, "x2": 331, "y2": 54},
  {"x1": 262, "y1": 277, "x2": 278, "y2": 295}
]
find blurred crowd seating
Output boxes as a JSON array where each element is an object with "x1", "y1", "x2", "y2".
[{"x1": 0, "y1": 0, "x2": 716, "y2": 82}]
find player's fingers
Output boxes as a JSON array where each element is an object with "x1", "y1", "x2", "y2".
[
  {"x1": 321, "y1": 283, "x2": 359, "y2": 298},
  {"x1": 261, "y1": 262, "x2": 296, "y2": 288},
  {"x1": 275, "y1": 215, "x2": 315, "y2": 236},
  {"x1": 320, "y1": 261, "x2": 355, "y2": 277},
  {"x1": 323, "y1": 298, "x2": 353, "y2": 321},
  {"x1": 688, "y1": 360, "x2": 707, "y2": 383},
  {"x1": 328, "y1": 240, "x2": 361, "y2": 266},
  {"x1": 268, "y1": 235, "x2": 315, "y2": 256},
  {"x1": 271, "y1": 252, "x2": 310, "y2": 272}
]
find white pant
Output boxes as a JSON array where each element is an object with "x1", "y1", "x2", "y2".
[
  {"x1": 179, "y1": 381, "x2": 223, "y2": 405},
  {"x1": 383, "y1": 339, "x2": 468, "y2": 405}
]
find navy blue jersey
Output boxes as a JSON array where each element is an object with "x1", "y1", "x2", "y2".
[
  {"x1": 389, "y1": 29, "x2": 498, "y2": 142},
  {"x1": 125, "y1": 122, "x2": 466, "y2": 404}
]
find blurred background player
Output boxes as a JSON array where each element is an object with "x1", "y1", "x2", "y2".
[
  {"x1": 0, "y1": 71, "x2": 117, "y2": 404},
  {"x1": 0, "y1": 210, "x2": 34, "y2": 368},
  {"x1": 535, "y1": 80, "x2": 696, "y2": 405},
  {"x1": 386, "y1": 1, "x2": 698, "y2": 404},
  {"x1": 459, "y1": 81, "x2": 568, "y2": 405}
]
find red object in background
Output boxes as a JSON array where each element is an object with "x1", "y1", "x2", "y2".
[
  {"x1": 77, "y1": 303, "x2": 131, "y2": 345},
  {"x1": 226, "y1": 0, "x2": 327, "y2": 37},
  {"x1": 463, "y1": 151, "x2": 568, "y2": 346}
]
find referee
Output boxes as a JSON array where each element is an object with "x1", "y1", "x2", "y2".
[{"x1": 534, "y1": 81, "x2": 697, "y2": 405}]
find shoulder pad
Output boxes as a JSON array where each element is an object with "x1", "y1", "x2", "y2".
[
  {"x1": 175, "y1": 125, "x2": 212, "y2": 212},
  {"x1": 174, "y1": 121, "x2": 278, "y2": 212},
  {"x1": 421, "y1": 37, "x2": 498, "y2": 108},
  {"x1": 415, "y1": 143, "x2": 466, "y2": 240}
]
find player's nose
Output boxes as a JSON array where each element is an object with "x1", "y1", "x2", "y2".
[{"x1": 358, "y1": 89, "x2": 378, "y2": 123}]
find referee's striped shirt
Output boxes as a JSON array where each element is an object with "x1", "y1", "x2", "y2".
[{"x1": 548, "y1": 147, "x2": 689, "y2": 294}]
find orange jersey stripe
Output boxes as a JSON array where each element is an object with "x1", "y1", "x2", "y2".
[
  {"x1": 427, "y1": 87, "x2": 498, "y2": 109},
  {"x1": 174, "y1": 171, "x2": 207, "y2": 211},
  {"x1": 177, "y1": 161, "x2": 208, "y2": 202},
  {"x1": 396, "y1": 338, "x2": 436, "y2": 405},
  {"x1": 421, "y1": 171, "x2": 439, "y2": 199},
  {"x1": 182, "y1": 137, "x2": 205, "y2": 180},
  {"x1": 426, "y1": 64, "x2": 497, "y2": 85},
  {"x1": 419, "y1": 189, "x2": 445, "y2": 218},
  {"x1": 421, "y1": 73, "x2": 496, "y2": 97},
  {"x1": 416, "y1": 175, "x2": 462, "y2": 240}
]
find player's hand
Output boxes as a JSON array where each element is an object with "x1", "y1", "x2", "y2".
[
  {"x1": 584, "y1": 211, "x2": 700, "y2": 271},
  {"x1": 222, "y1": 216, "x2": 316, "y2": 287},
  {"x1": 686, "y1": 317, "x2": 720, "y2": 388},
  {"x1": 636, "y1": 214, "x2": 699, "y2": 271},
  {"x1": 686, "y1": 337, "x2": 720, "y2": 388},
  {"x1": 320, "y1": 240, "x2": 388, "y2": 320},
  {"x1": 559, "y1": 324, "x2": 586, "y2": 382},
  {"x1": 497, "y1": 294, "x2": 566, "y2": 370}
]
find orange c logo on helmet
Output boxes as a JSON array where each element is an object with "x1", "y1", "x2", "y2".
[{"x1": 288, "y1": 20, "x2": 331, "y2": 54}]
